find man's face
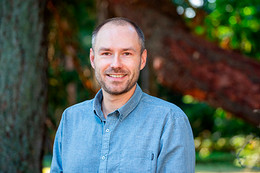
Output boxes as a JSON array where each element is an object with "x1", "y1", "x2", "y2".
[{"x1": 90, "y1": 23, "x2": 147, "y2": 95}]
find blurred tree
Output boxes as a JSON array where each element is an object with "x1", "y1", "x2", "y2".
[
  {"x1": 0, "y1": 0, "x2": 48, "y2": 172},
  {"x1": 45, "y1": 0, "x2": 97, "y2": 154},
  {"x1": 96, "y1": 0, "x2": 260, "y2": 126}
]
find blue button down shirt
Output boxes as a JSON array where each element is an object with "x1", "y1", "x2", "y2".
[{"x1": 50, "y1": 85, "x2": 195, "y2": 173}]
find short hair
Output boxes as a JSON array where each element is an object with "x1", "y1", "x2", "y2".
[{"x1": 91, "y1": 17, "x2": 145, "y2": 53}]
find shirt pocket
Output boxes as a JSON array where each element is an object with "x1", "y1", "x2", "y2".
[{"x1": 119, "y1": 149, "x2": 153, "y2": 173}]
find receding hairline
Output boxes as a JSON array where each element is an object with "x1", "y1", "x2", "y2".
[
  {"x1": 96, "y1": 21, "x2": 138, "y2": 38},
  {"x1": 103, "y1": 19, "x2": 134, "y2": 27},
  {"x1": 91, "y1": 17, "x2": 145, "y2": 53}
]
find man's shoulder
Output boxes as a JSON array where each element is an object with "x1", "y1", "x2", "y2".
[
  {"x1": 140, "y1": 92, "x2": 185, "y2": 117},
  {"x1": 141, "y1": 93, "x2": 180, "y2": 109},
  {"x1": 64, "y1": 98, "x2": 94, "y2": 114}
]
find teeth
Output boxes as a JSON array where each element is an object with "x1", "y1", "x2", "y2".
[{"x1": 109, "y1": 74, "x2": 124, "y2": 78}]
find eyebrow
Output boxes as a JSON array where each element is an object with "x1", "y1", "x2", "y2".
[
  {"x1": 98, "y1": 47, "x2": 137, "y2": 53},
  {"x1": 122, "y1": 48, "x2": 137, "y2": 52},
  {"x1": 98, "y1": 47, "x2": 111, "y2": 52}
]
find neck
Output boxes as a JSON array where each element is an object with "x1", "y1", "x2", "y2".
[{"x1": 101, "y1": 85, "x2": 136, "y2": 119}]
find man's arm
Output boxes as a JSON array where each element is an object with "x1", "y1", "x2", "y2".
[
  {"x1": 50, "y1": 115, "x2": 64, "y2": 173},
  {"x1": 157, "y1": 111, "x2": 195, "y2": 173}
]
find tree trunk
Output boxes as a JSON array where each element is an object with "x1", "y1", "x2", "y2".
[
  {"x1": 0, "y1": 0, "x2": 48, "y2": 172},
  {"x1": 97, "y1": 0, "x2": 260, "y2": 126}
]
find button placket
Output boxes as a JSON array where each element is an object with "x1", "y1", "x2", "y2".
[{"x1": 98, "y1": 113, "x2": 118, "y2": 172}]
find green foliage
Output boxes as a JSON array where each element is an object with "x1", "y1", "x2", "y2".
[
  {"x1": 182, "y1": 98, "x2": 215, "y2": 137},
  {"x1": 231, "y1": 135, "x2": 260, "y2": 168},
  {"x1": 203, "y1": 0, "x2": 260, "y2": 59},
  {"x1": 172, "y1": 0, "x2": 260, "y2": 60},
  {"x1": 157, "y1": 84, "x2": 259, "y2": 137},
  {"x1": 195, "y1": 135, "x2": 260, "y2": 170}
]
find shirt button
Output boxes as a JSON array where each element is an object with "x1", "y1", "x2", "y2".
[
  {"x1": 102, "y1": 156, "x2": 106, "y2": 160},
  {"x1": 106, "y1": 129, "x2": 109, "y2": 132}
]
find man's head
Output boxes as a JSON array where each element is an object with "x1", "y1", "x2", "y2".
[
  {"x1": 91, "y1": 17, "x2": 146, "y2": 54},
  {"x1": 90, "y1": 17, "x2": 147, "y2": 96}
]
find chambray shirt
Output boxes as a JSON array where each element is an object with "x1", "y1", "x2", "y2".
[{"x1": 50, "y1": 85, "x2": 195, "y2": 173}]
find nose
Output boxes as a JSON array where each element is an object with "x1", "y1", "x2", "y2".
[{"x1": 110, "y1": 53, "x2": 123, "y2": 68}]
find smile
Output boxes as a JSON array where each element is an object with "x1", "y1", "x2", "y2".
[{"x1": 107, "y1": 74, "x2": 126, "y2": 78}]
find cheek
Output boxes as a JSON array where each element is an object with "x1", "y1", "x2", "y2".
[
  {"x1": 95, "y1": 61, "x2": 110, "y2": 72},
  {"x1": 129, "y1": 64, "x2": 141, "y2": 73}
]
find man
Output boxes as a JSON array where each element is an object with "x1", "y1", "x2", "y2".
[{"x1": 51, "y1": 17, "x2": 195, "y2": 172}]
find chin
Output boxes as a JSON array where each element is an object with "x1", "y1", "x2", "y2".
[
  {"x1": 106, "y1": 88, "x2": 127, "y2": 95},
  {"x1": 103, "y1": 85, "x2": 130, "y2": 95},
  {"x1": 101, "y1": 81, "x2": 137, "y2": 95}
]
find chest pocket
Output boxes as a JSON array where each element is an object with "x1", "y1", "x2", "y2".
[{"x1": 119, "y1": 149, "x2": 153, "y2": 173}]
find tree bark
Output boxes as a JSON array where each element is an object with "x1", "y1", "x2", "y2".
[
  {"x1": 97, "y1": 0, "x2": 260, "y2": 126},
  {"x1": 0, "y1": 0, "x2": 48, "y2": 172}
]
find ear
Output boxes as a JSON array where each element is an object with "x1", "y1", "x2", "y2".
[
  {"x1": 140, "y1": 49, "x2": 147, "y2": 70},
  {"x1": 90, "y1": 48, "x2": 95, "y2": 69}
]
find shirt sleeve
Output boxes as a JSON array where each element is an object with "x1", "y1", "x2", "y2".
[
  {"x1": 50, "y1": 113, "x2": 64, "y2": 173},
  {"x1": 157, "y1": 110, "x2": 195, "y2": 173}
]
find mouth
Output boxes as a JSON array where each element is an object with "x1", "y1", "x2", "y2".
[{"x1": 107, "y1": 74, "x2": 126, "y2": 78}]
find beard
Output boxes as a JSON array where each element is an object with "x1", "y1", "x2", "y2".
[{"x1": 95, "y1": 67, "x2": 140, "y2": 95}]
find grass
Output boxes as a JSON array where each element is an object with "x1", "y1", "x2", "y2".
[
  {"x1": 195, "y1": 163, "x2": 259, "y2": 172},
  {"x1": 195, "y1": 151, "x2": 260, "y2": 173}
]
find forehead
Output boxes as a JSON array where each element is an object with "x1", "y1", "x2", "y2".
[{"x1": 94, "y1": 23, "x2": 140, "y2": 50}]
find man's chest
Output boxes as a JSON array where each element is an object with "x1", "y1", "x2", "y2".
[{"x1": 62, "y1": 115, "x2": 163, "y2": 172}]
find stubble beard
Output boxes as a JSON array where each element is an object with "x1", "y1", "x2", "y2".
[{"x1": 95, "y1": 68, "x2": 140, "y2": 95}]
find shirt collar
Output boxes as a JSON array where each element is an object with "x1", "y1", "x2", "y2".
[
  {"x1": 93, "y1": 89, "x2": 105, "y2": 122},
  {"x1": 118, "y1": 84, "x2": 143, "y2": 121},
  {"x1": 93, "y1": 84, "x2": 143, "y2": 121}
]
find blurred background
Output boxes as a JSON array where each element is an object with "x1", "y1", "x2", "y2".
[{"x1": 0, "y1": 0, "x2": 259, "y2": 172}]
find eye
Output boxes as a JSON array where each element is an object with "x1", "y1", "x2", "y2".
[
  {"x1": 123, "y1": 52, "x2": 132, "y2": 56},
  {"x1": 101, "y1": 52, "x2": 111, "y2": 56}
]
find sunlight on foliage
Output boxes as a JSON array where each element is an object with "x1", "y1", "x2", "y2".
[
  {"x1": 185, "y1": 7, "x2": 196, "y2": 18},
  {"x1": 228, "y1": 16, "x2": 237, "y2": 25},
  {"x1": 216, "y1": 138, "x2": 226, "y2": 149},
  {"x1": 182, "y1": 95, "x2": 197, "y2": 104},
  {"x1": 232, "y1": 135, "x2": 260, "y2": 168},
  {"x1": 199, "y1": 147, "x2": 211, "y2": 158},
  {"x1": 195, "y1": 134, "x2": 260, "y2": 169},
  {"x1": 172, "y1": 0, "x2": 260, "y2": 59},
  {"x1": 230, "y1": 135, "x2": 246, "y2": 148},
  {"x1": 42, "y1": 167, "x2": 50, "y2": 173},
  {"x1": 217, "y1": 26, "x2": 233, "y2": 39},
  {"x1": 204, "y1": 0, "x2": 260, "y2": 59},
  {"x1": 189, "y1": 0, "x2": 204, "y2": 8},
  {"x1": 242, "y1": 6, "x2": 256, "y2": 16},
  {"x1": 194, "y1": 137, "x2": 202, "y2": 148}
]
